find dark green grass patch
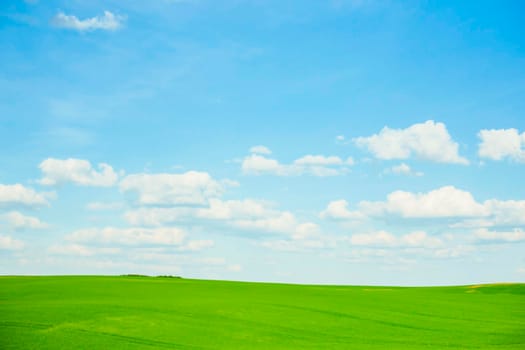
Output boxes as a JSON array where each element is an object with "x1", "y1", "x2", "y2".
[{"x1": 1, "y1": 276, "x2": 524, "y2": 349}]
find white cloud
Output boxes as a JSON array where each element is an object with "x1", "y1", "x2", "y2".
[
  {"x1": 0, "y1": 184, "x2": 52, "y2": 208},
  {"x1": 242, "y1": 154, "x2": 286, "y2": 175},
  {"x1": 2, "y1": 211, "x2": 48, "y2": 230},
  {"x1": 86, "y1": 202, "x2": 124, "y2": 211},
  {"x1": 0, "y1": 234, "x2": 24, "y2": 250},
  {"x1": 39, "y1": 158, "x2": 118, "y2": 187},
  {"x1": 354, "y1": 120, "x2": 468, "y2": 164},
  {"x1": 320, "y1": 200, "x2": 365, "y2": 220},
  {"x1": 478, "y1": 128, "x2": 525, "y2": 162},
  {"x1": 119, "y1": 171, "x2": 225, "y2": 206},
  {"x1": 124, "y1": 198, "x2": 274, "y2": 226},
  {"x1": 359, "y1": 186, "x2": 487, "y2": 218},
  {"x1": 202, "y1": 198, "x2": 274, "y2": 220},
  {"x1": 474, "y1": 228, "x2": 525, "y2": 243},
  {"x1": 52, "y1": 11, "x2": 125, "y2": 32},
  {"x1": 124, "y1": 198, "x2": 318, "y2": 238},
  {"x1": 249, "y1": 145, "x2": 272, "y2": 155},
  {"x1": 483, "y1": 200, "x2": 525, "y2": 226},
  {"x1": 452, "y1": 199, "x2": 525, "y2": 229},
  {"x1": 385, "y1": 163, "x2": 423, "y2": 177},
  {"x1": 324, "y1": 187, "x2": 525, "y2": 233},
  {"x1": 241, "y1": 153, "x2": 353, "y2": 177},
  {"x1": 67, "y1": 227, "x2": 186, "y2": 246},
  {"x1": 350, "y1": 230, "x2": 443, "y2": 248}
]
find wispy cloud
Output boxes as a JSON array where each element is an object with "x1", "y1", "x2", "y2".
[
  {"x1": 51, "y1": 11, "x2": 125, "y2": 32},
  {"x1": 241, "y1": 146, "x2": 354, "y2": 177}
]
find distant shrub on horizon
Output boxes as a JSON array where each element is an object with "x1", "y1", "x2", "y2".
[
  {"x1": 120, "y1": 274, "x2": 150, "y2": 278},
  {"x1": 119, "y1": 274, "x2": 183, "y2": 279}
]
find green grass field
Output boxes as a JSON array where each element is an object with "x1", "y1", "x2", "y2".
[{"x1": 1, "y1": 276, "x2": 524, "y2": 349}]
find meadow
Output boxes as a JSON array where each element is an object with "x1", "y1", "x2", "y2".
[{"x1": 1, "y1": 276, "x2": 524, "y2": 349}]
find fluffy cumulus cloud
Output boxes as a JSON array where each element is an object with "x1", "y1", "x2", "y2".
[
  {"x1": 242, "y1": 147, "x2": 354, "y2": 177},
  {"x1": 119, "y1": 171, "x2": 225, "y2": 206},
  {"x1": 67, "y1": 227, "x2": 187, "y2": 246},
  {"x1": 0, "y1": 234, "x2": 24, "y2": 250},
  {"x1": 359, "y1": 186, "x2": 487, "y2": 218},
  {"x1": 436, "y1": 198, "x2": 525, "y2": 229},
  {"x1": 354, "y1": 120, "x2": 468, "y2": 164},
  {"x1": 52, "y1": 11, "x2": 125, "y2": 31},
  {"x1": 39, "y1": 158, "x2": 119, "y2": 187},
  {"x1": 322, "y1": 186, "x2": 525, "y2": 250},
  {"x1": 1, "y1": 211, "x2": 48, "y2": 230},
  {"x1": 242, "y1": 154, "x2": 286, "y2": 175},
  {"x1": 350, "y1": 230, "x2": 443, "y2": 248},
  {"x1": 321, "y1": 186, "x2": 487, "y2": 221},
  {"x1": 0, "y1": 184, "x2": 52, "y2": 208},
  {"x1": 478, "y1": 128, "x2": 525, "y2": 162},
  {"x1": 320, "y1": 200, "x2": 365, "y2": 220}
]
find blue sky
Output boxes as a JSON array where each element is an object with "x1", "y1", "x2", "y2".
[{"x1": 1, "y1": 0, "x2": 524, "y2": 285}]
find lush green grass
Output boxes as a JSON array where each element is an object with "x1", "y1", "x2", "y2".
[{"x1": 1, "y1": 276, "x2": 524, "y2": 349}]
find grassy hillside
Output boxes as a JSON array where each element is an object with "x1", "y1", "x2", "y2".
[{"x1": 1, "y1": 276, "x2": 524, "y2": 349}]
